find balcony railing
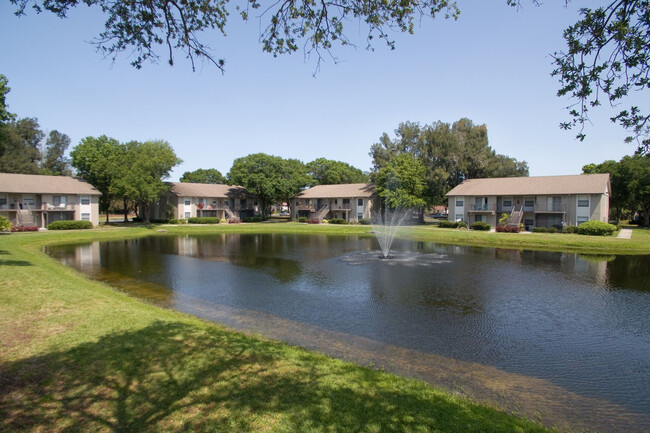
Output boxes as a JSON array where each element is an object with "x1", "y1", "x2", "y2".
[
  {"x1": 330, "y1": 204, "x2": 351, "y2": 211},
  {"x1": 295, "y1": 204, "x2": 316, "y2": 211},
  {"x1": 41, "y1": 204, "x2": 75, "y2": 211},
  {"x1": 535, "y1": 204, "x2": 566, "y2": 212},
  {"x1": 468, "y1": 204, "x2": 496, "y2": 211}
]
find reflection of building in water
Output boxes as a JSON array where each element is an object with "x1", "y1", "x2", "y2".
[{"x1": 77, "y1": 242, "x2": 100, "y2": 273}]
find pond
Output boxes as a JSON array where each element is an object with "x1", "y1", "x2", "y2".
[{"x1": 46, "y1": 233, "x2": 650, "y2": 432}]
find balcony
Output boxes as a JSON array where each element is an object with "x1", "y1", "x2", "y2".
[
  {"x1": 535, "y1": 204, "x2": 566, "y2": 213},
  {"x1": 295, "y1": 204, "x2": 316, "y2": 211},
  {"x1": 330, "y1": 204, "x2": 351, "y2": 211},
  {"x1": 41, "y1": 204, "x2": 75, "y2": 211},
  {"x1": 468, "y1": 204, "x2": 496, "y2": 213}
]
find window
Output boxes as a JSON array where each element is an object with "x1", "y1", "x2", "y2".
[
  {"x1": 184, "y1": 198, "x2": 191, "y2": 206},
  {"x1": 241, "y1": 199, "x2": 247, "y2": 207},
  {"x1": 185, "y1": 212, "x2": 191, "y2": 219},
  {"x1": 0, "y1": 195, "x2": 6, "y2": 206},
  {"x1": 577, "y1": 217, "x2": 589, "y2": 225},
  {"x1": 80, "y1": 196, "x2": 90, "y2": 205},
  {"x1": 358, "y1": 199, "x2": 363, "y2": 206},
  {"x1": 358, "y1": 212, "x2": 363, "y2": 219},
  {"x1": 23, "y1": 196, "x2": 35, "y2": 206},
  {"x1": 343, "y1": 199, "x2": 350, "y2": 204},
  {"x1": 502, "y1": 197, "x2": 512, "y2": 207},
  {"x1": 455, "y1": 199, "x2": 464, "y2": 207},
  {"x1": 577, "y1": 196, "x2": 589, "y2": 207},
  {"x1": 475, "y1": 215, "x2": 483, "y2": 222},
  {"x1": 524, "y1": 198, "x2": 534, "y2": 207},
  {"x1": 53, "y1": 196, "x2": 67, "y2": 206},
  {"x1": 81, "y1": 213, "x2": 90, "y2": 221}
]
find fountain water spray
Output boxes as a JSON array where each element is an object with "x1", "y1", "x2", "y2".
[{"x1": 373, "y1": 209, "x2": 408, "y2": 258}]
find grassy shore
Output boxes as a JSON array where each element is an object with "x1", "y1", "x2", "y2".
[{"x1": 0, "y1": 226, "x2": 564, "y2": 433}]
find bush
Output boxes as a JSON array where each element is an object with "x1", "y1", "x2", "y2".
[
  {"x1": 149, "y1": 218, "x2": 170, "y2": 224},
  {"x1": 457, "y1": 222, "x2": 467, "y2": 229},
  {"x1": 11, "y1": 225, "x2": 39, "y2": 232},
  {"x1": 243, "y1": 216, "x2": 264, "y2": 223},
  {"x1": 307, "y1": 219, "x2": 320, "y2": 224},
  {"x1": 46, "y1": 220, "x2": 92, "y2": 230},
  {"x1": 495, "y1": 225, "x2": 521, "y2": 233},
  {"x1": 298, "y1": 217, "x2": 308, "y2": 223},
  {"x1": 438, "y1": 220, "x2": 459, "y2": 228},
  {"x1": 358, "y1": 218, "x2": 372, "y2": 225},
  {"x1": 471, "y1": 221, "x2": 491, "y2": 231},
  {"x1": 328, "y1": 218, "x2": 348, "y2": 225},
  {"x1": 228, "y1": 218, "x2": 241, "y2": 224},
  {"x1": 187, "y1": 217, "x2": 220, "y2": 224},
  {"x1": 533, "y1": 226, "x2": 558, "y2": 234},
  {"x1": 169, "y1": 218, "x2": 187, "y2": 224},
  {"x1": 577, "y1": 220, "x2": 617, "y2": 236},
  {"x1": 563, "y1": 225, "x2": 578, "y2": 233},
  {"x1": 0, "y1": 216, "x2": 12, "y2": 232}
]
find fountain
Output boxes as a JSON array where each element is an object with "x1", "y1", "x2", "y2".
[{"x1": 372, "y1": 209, "x2": 408, "y2": 258}]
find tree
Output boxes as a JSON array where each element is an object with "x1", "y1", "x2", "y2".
[
  {"x1": 374, "y1": 153, "x2": 428, "y2": 211},
  {"x1": 71, "y1": 136, "x2": 123, "y2": 223},
  {"x1": 370, "y1": 118, "x2": 528, "y2": 205},
  {"x1": 227, "y1": 153, "x2": 311, "y2": 217},
  {"x1": 552, "y1": 1, "x2": 650, "y2": 153},
  {"x1": 0, "y1": 74, "x2": 15, "y2": 158},
  {"x1": 180, "y1": 168, "x2": 226, "y2": 184},
  {"x1": 111, "y1": 140, "x2": 182, "y2": 223},
  {"x1": 41, "y1": 130, "x2": 72, "y2": 175},
  {"x1": 0, "y1": 117, "x2": 43, "y2": 174},
  {"x1": 307, "y1": 158, "x2": 369, "y2": 185},
  {"x1": 583, "y1": 159, "x2": 629, "y2": 223}
]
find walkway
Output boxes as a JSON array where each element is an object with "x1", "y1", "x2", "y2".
[{"x1": 617, "y1": 228, "x2": 633, "y2": 239}]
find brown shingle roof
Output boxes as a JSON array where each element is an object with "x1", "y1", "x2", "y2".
[
  {"x1": 445, "y1": 174, "x2": 610, "y2": 196},
  {"x1": 295, "y1": 183, "x2": 375, "y2": 199},
  {"x1": 0, "y1": 173, "x2": 101, "y2": 195},
  {"x1": 169, "y1": 182, "x2": 252, "y2": 198}
]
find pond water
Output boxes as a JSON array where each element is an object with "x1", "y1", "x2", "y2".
[{"x1": 46, "y1": 233, "x2": 650, "y2": 432}]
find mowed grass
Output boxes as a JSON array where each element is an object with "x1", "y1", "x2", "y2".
[
  {"x1": 0, "y1": 226, "x2": 560, "y2": 432},
  {"x1": 5, "y1": 222, "x2": 648, "y2": 432}
]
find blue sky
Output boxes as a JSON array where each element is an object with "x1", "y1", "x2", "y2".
[{"x1": 0, "y1": 1, "x2": 641, "y2": 180}]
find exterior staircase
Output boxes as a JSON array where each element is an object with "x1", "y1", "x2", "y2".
[
  {"x1": 224, "y1": 205, "x2": 238, "y2": 221},
  {"x1": 17, "y1": 205, "x2": 37, "y2": 227},
  {"x1": 316, "y1": 204, "x2": 330, "y2": 221},
  {"x1": 509, "y1": 206, "x2": 524, "y2": 227}
]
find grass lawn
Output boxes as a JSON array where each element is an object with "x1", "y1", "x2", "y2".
[{"x1": 3, "y1": 222, "x2": 648, "y2": 432}]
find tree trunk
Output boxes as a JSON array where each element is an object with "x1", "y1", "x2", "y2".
[
  {"x1": 123, "y1": 198, "x2": 129, "y2": 222},
  {"x1": 644, "y1": 205, "x2": 650, "y2": 227}
]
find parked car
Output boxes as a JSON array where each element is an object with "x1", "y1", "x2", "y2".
[{"x1": 430, "y1": 212, "x2": 448, "y2": 219}]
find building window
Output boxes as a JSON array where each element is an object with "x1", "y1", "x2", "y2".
[
  {"x1": 53, "y1": 196, "x2": 67, "y2": 206},
  {"x1": 358, "y1": 199, "x2": 363, "y2": 206},
  {"x1": 475, "y1": 215, "x2": 483, "y2": 222},
  {"x1": 502, "y1": 197, "x2": 512, "y2": 207},
  {"x1": 81, "y1": 213, "x2": 90, "y2": 221},
  {"x1": 577, "y1": 196, "x2": 589, "y2": 207},
  {"x1": 23, "y1": 196, "x2": 35, "y2": 206},
  {"x1": 524, "y1": 198, "x2": 534, "y2": 207},
  {"x1": 343, "y1": 199, "x2": 350, "y2": 205},
  {"x1": 185, "y1": 212, "x2": 191, "y2": 219},
  {"x1": 455, "y1": 199, "x2": 464, "y2": 207},
  {"x1": 357, "y1": 212, "x2": 363, "y2": 219},
  {"x1": 81, "y1": 196, "x2": 90, "y2": 205},
  {"x1": 577, "y1": 217, "x2": 589, "y2": 225},
  {"x1": 184, "y1": 198, "x2": 191, "y2": 206},
  {"x1": 0, "y1": 195, "x2": 6, "y2": 206},
  {"x1": 241, "y1": 199, "x2": 247, "y2": 207}
]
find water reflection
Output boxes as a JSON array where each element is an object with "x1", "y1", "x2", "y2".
[{"x1": 46, "y1": 234, "x2": 650, "y2": 432}]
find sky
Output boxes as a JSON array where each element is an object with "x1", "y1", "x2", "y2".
[{"x1": 0, "y1": 1, "x2": 642, "y2": 181}]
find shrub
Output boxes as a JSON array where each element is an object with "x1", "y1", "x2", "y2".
[
  {"x1": 328, "y1": 218, "x2": 347, "y2": 225},
  {"x1": 438, "y1": 220, "x2": 459, "y2": 228},
  {"x1": 46, "y1": 221, "x2": 92, "y2": 230},
  {"x1": 149, "y1": 218, "x2": 170, "y2": 224},
  {"x1": 322, "y1": 219, "x2": 329, "y2": 224},
  {"x1": 228, "y1": 218, "x2": 241, "y2": 224},
  {"x1": 498, "y1": 213, "x2": 510, "y2": 225},
  {"x1": 11, "y1": 225, "x2": 39, "y2": 232},
  {"x1": 457, "y1": 222, "x2": 467, "y2": 229},
  {"x1": 358, "y1": 218, "x2": 372, "y2": 225},
  {"x1": 169, "y1": 218, "x2": 187, "y2": 224},
  {"x1": 495, "y1": 225, "x2": 520, "y2": 233},
  {"x1": 471, "y1": 221, "x2": 491, "y2": 231},
  {"x1": 187, "y1": 217, "x2": 220, "y2": 224},
  {"x1": 577, "y1": 220, "x2": 617, "y2": 236},
  {"x1": 307, "y1": 219, "x2": 320, "y2": 224},
  {"x1": 0, "y1": 216, "x2": 12, "y2": 232},
  {"x1": 563, "y1": 225, "x2": 578, "y2": 233},
  {"x1": 298, "y1": 217, "x2": 308, "y2": 223},
  {"x1": 243, "y1": 216, "x2": 263, "y2": 223},
  {"x1": 533, "y1": 227, "x2": 547, "y2": 233}
]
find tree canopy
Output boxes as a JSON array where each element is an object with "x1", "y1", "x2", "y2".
[
  {"x1": 370, "y1": 118, "x2": 528, "y2": 206},
  {"x1": 307, "y1": 158, "x2": 369, "y2": 185},
  {"x1": 374, "y1": 153, "x2": 428, "y2": 210},
  {"x1": 180, "y1": 168, "x2": 226, "y2": 184},
  {"x1": 227, "y1": 153, "x2": 311, "y2": 217}
]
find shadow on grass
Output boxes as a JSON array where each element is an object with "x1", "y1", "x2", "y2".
[
  {"x1": 0, "y1": 259, "x2": 33, "y2": 266},
  {"x1": 0, "y1": 321, "x2": 548, "y2": 432}
]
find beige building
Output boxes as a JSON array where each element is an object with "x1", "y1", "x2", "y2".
[
  {"x1": 292, "y1": 183, "x2": 376, "y2": 222},
  {"x1": 445, "y1": 174, "x2": 611, "y2": 230},
  {"x1": 0, "y1": 173, "x2": 101, "y2": 227},
  {"x1": 152, "y1": 182, "x2": 259, "y2": 221}
]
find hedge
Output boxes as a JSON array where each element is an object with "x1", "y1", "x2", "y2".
[
  {"x1": 495, "y1": 225, "x2": 521, "y2": 233},
  {"x1": 577, "y1": 220, "x2": 617, "y2": 236},
  {"x1": 328, "y1": 218, "x2": 348, "y2": 225},
  {"x1": 471, "y1": 221, "x2": 491, "y2": 231},
  {"x1": 438, "y1": 221, "x2": 459, "y2": 228},
  {"x1": 533, "y1": 227, "x2": 558, "y2": 234},
  {"x1": 169, "y1": 218, "x2": 187, "y2": 224},
  {"x1": 46, "y1": 220, "x2": 93, "y2": 230},
  {"x1": 358, "y1": 218, "x2": 372, "y2": 225},
  {"x1": 187, "y1": 217, "x2": 220, "y2": 224}
]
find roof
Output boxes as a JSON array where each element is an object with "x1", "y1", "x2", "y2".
[
  {"x1": 445, "y1": 174, "x2": 611, "y2": 196},
  {"x1": 295, "y1": 183, "x2": 375, "y2": 199},
  {"x1": 0, "y1": 173, "x2": 101, "y2": 195},
  {"x1": 168, "y1": 182, "x2": 252, "y2": 198}
]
